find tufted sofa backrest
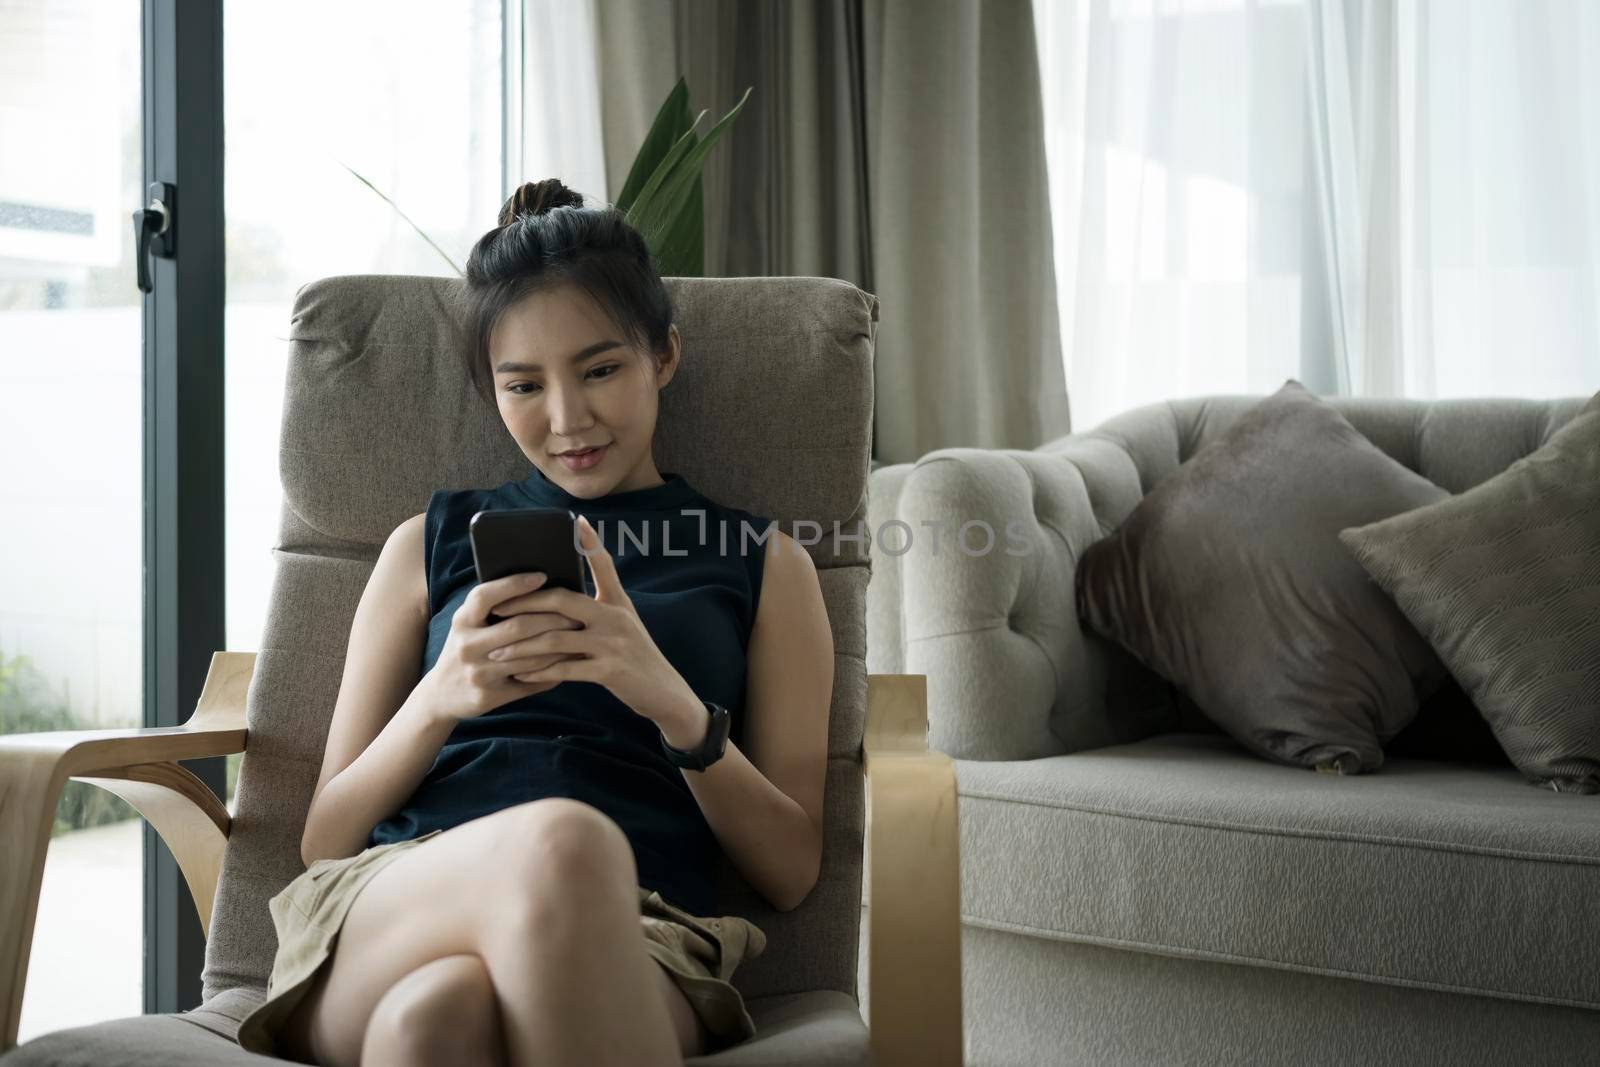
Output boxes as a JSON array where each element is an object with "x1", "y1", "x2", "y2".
[
  {"x1": 1076, "y1": 396, "x2": 1592, "y2": 517},
  {"x1": 868, "y1": 394, "x2": 1590, "y2": 762}
]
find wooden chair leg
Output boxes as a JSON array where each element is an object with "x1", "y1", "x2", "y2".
[{"x1": 0, "y1": 755, "x2": 63, "y2": 1053}]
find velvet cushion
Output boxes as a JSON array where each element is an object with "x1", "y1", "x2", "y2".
[
  {"x1": 1076, "y1": 380, "x2": 1450, "y2": 772},
  {"x1": 1339, "y1": 392, "x2": 1600, "y2": 792}
]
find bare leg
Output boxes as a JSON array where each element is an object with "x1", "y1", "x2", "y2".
[
  {"x1": 277, "y1": 798, "x2": 690, "y2": 1067},
  {"x1": 650, "y1": 959, "x2": 708, "y2": 1059},
  {"x1": 359, "y1": 954, "x2": 505, "y2": 1067}
]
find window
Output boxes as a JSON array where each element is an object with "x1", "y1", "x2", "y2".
[
  {"x1": 1036, "y1": 0, "x2": 1600, "y2": 431},
  {"x1": 1, "y1": 0, "x2": 146, "y2": 1040},
  {"x1": 223, "y1": 0, "x2": 505, "y2": 658}
]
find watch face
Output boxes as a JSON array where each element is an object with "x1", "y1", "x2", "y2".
[
  {"x1": 701, "y1": 702, "x2": 730, "y2": 765},
  {"x1": 661, "y1": 701, "x2": 730, "y2": 769}
]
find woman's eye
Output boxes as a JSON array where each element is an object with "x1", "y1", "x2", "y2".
[{"x1": 507, "y1": 366, "x2": 614, "y2": 396}]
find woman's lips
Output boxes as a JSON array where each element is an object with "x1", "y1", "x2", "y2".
[{"x1": 558, "y1": 444, "x2": 608, "y2": 471}]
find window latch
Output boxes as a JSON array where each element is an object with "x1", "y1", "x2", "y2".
[{"x1": 133, "y1": 181, "x2": 176, "y2": 294}]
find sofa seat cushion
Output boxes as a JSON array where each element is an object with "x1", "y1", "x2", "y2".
[
  {"x1": 957, "y1": 733, "x2": 1600, "y2": 1010},
  {"x1": 2, "y1": 989, "x2": 867, "y2": 1066}
]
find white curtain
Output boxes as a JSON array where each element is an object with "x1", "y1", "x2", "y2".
[
  {"x1": 1036, "y1": 0, "x2": 1600, "y2": 432},
  {"x1": 516, "y1": 0, "x2": 608, "y2": 205}
]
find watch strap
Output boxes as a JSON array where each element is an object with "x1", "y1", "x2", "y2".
[{"x1": 660, "y1": 699, "x2": 730, "y2": 770}]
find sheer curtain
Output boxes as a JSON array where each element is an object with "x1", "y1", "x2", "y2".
[
  {"x1": 1036, "y1": 0, "x2": 1600, "y2": 432},
  {"x1": 517, "y1": 0, "x2": 608, "y2": 205}
]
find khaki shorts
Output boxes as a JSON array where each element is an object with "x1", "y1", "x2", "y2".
[{"x1": 235, "y1": 828, "x2": 768, "y2": 1058}]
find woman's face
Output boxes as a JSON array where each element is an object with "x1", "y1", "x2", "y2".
[{"x1": 489, "y1": 283, "x2": 681, "y2": 497}]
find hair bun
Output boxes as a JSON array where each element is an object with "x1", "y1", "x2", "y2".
[{"x1": 498, "y1": 179, "x2": 584, "y2": 227}]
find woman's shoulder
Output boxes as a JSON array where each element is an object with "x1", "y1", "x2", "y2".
[
  {"x1": 416, "y1": 486, "x2": 513, "y2": 567},
  {"x1": 686, "y1": 488, "x2": 775, "y2": 532},
  {"x1": 686, "y1": 495, "x2": 776, "y2": 559},
  {"x1": 680, "y1": 494, "x2": 788, "y2": 619},
  {"x1": 425, "y1": 482, "x2": 516, "y2": 518},
  {"x1": 421, "y1": 485, "x2": 486, "y2": 522}
]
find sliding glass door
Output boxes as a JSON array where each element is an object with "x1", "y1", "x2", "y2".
[
  {"x1": 0, "y1": 1, "x2": 150, "y2": 1043},
  {"x1": 2, "y1": 0, "x2": 226, "y2": 1040},
  {"x1": 4, "y1": 0, "x2": 509, "y2": 1043}
]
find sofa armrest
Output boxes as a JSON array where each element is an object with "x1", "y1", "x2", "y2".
[
  {"x1": 868, "y1": 440, "x2": 1166, "y2": 761},
  {"x1": 862, "y1": 673, "x2": 961, "y2": 1067},
  {"x1": 0, "y1": 651, "x2": 253, "y2": 1052}
]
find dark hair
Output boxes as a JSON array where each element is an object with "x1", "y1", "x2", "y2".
[{"x1": 459, "y1": 178, "x2": 675, "y2": 404}]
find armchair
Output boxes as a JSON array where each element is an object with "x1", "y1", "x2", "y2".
[{"x1": 1, "y1": 274, "x2": 962, "y2": 1066}]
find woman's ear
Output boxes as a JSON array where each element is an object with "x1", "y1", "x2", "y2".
[{"x1": 655, "y1": 324, "x2": 683, "y2": 389}]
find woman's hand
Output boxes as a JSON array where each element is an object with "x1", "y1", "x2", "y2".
[
  {"x1": 483, "y1": 514, "x2": 699, "y2": 730},
  {"x1": 424, "y1": 571, "x2": 584, "y2": 722}
]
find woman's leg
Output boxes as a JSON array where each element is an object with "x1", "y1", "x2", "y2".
[
  {"x1": 277, "y1": 797, "x2": 688, "y2": 1067},
  {"x1": 649, "y1": 958, "x2": 708, "y2": 1059},
  {"x1": 359, "y1": 954, "x2": 505, "y2": 1067}
]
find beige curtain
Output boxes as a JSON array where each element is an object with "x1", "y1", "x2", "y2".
[{"x1": 595, "y1": 0, "x2": 1069, "y2": 464}]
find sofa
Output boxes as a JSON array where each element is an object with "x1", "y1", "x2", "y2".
[{"x1": 867, "y1": 394, "x2": 1600, "y2": 1066}]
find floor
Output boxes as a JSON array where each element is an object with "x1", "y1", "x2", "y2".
[{"x1": 16, "y1": 818, "x2": 144, "y2": 1047}]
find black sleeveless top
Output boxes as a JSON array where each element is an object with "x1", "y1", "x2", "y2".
[{"x1": 367, "y1": 467, "x2": 773, "y2": 916}]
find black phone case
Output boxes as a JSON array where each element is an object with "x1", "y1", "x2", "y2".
[{"x1": 468, "y1": 508, "x2": 588, "y2": 606}]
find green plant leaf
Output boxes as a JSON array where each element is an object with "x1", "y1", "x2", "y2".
[
  {"x1": 654, "y1": 175, "x2": 704, "y2": 277},
  {"x1": 627, "y1": 86, "x2": 752, "y2": 271},
  {"x1": 617, "y1": 76, "x2": 692, "y2": 215},
  {"x1": 340, "y1": 162, "x2": 464, "y2": 276},
  {"x1": 625, "y1": 113, "x2": 709, "y2": 232}
]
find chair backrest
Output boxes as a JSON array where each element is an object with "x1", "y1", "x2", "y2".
[{"x1": 201, "y1": 274, "x2": 879, "y2": 1006}]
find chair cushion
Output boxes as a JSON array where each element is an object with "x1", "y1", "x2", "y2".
[
  {"x1": 1341, "y1": 390, "x2": 1600, "y2": 793},
  {"x1": 1075, "y1": 380, "x2": 1451, "y2": 773},
  {"x1": 956, "y1": 733, "x2": 1600, "y2": 1010},
  {"x1": 1, "y1": 989, "x2": 867, "y2": 1066}
]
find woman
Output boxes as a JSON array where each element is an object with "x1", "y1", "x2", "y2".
[{"x1": 234, "y1": 179, "x2": 834, "y2": 1067}]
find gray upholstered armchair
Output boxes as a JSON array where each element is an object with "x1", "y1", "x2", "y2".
[{"x1": 0, "y1": 274, "x2": 962, "y2": 1065}]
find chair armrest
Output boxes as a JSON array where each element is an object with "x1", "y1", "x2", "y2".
[
  {"x1": 862, "y1": 673, "x2": 961, "y2": 1066},
  {"x1": 1, "y1": 650, "x2": 253, "y2": 1052}
]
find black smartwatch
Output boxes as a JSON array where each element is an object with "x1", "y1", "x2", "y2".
[{"x1": 660, "y1": 699, "x2": 731, "y2": 771}]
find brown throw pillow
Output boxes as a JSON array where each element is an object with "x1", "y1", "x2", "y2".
[
  {"x1": 1076, "y1": 380, "x2": 1450, "y2": 772},
  {"x1": 1339, "y1": 392, "x2": 1600, "y2": 792}
]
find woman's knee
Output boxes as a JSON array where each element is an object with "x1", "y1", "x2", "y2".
[
  {"x1": 502, "y1": 799, "x2": 636, "y2": 881},
  {"x1": 491, "y1": 800, "x2": 639, "y2": 918},
  {"x1": 362, "y1": 954, "x2": 502, "y2": 1066}
]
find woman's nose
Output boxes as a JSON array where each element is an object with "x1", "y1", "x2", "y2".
[{"x1": 546, "y1": 382, "x2": 594, "y2": 432}]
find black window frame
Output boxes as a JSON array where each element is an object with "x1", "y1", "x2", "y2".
[{"x1": 141, "y1": 0, "x2": 225, "y2": 1015}]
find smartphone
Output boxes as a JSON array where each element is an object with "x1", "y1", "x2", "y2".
[{"x1": 468, "y1": 508, "x2": 588, "y2": 622}]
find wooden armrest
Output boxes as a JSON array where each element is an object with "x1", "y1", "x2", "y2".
[
  {"x1": 863, "y1": 673, "x2": 962, "y2": 1066},
  {"x1": 1, "y1": 650, "x2": 254, "y2": 1052}
]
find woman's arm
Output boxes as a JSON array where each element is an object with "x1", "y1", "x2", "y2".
[
  {"x1": 485, "y1": 519, "x2": 834, "y2": 912},
  {"x1": 298, "y1": 512, "x2": 455, "y2": 866},
  {"x1": 660, "y1": 529, "x2": 833, "y2": 911}
]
